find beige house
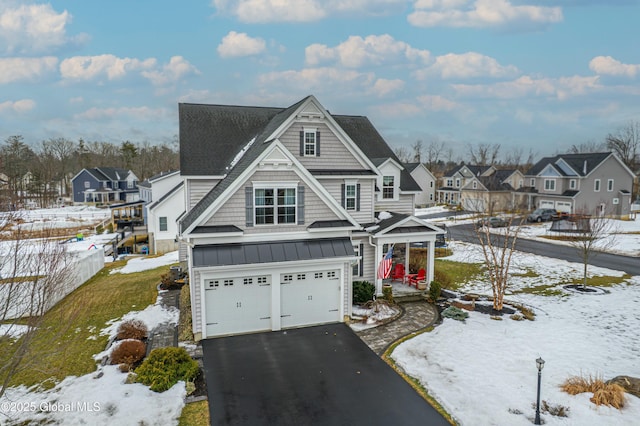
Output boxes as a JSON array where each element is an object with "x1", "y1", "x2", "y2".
[{"x1": 460, "y1": 169, "x2": 525, "y2": 213}]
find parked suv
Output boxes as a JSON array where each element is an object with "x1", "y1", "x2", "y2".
[{"x1": 527, "y1": 208, "x2": 558, "y2": 222}]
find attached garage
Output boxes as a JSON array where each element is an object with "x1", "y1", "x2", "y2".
[
  {"x1": 463, "y1": 198, "x2": 485, "y2": 212},
  {"x1": 555, "y1": 201, "x2": 572, "y2": 213},
  {"x1": 194, "y1": 238, "x2": 355, "y2": 339},
  {"x1": 539, "y1": 200, "x2": 555, "y2": 209}
]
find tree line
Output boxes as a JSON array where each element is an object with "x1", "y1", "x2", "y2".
[{"x1": 0, "y1": 136, "x2": 180, "y2": 209}]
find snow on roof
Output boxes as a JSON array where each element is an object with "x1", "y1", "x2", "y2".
[{"x1": 227, "y1": 136, "x2": 256, "y2": 170}]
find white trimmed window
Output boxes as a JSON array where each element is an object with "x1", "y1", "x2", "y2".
[
  {"x1": 255, "y1": 187, "x2": 296, "y2": 225},
  {"x1": 352, "y1": 245, "x2": 361, "y2": 277},
  {"x1": 607, "y1": 179, "x2": 614, "y2": 192},
  {"x1": 544, "y1": 179, "x2": 556, "y2": 191},
  {"x1": 304, "y1": 129, "x2": 316, "y2": 156},
  {"x1": 472, "y1": 181, "x2": 477, "y2": 189},
  {"x1": 382, "y1": 176, "x2": 394, "y2": 199},
  {"x1": 594, "y1": 179, "x2": 601, "y2": 192},
  {"x1": 530, "y1": 178, "x2": 536, "y2": 187},
  {"x1": 446, "y1": 179, "x2": 453, "y2": 187},
  {"x1": 159, "y1": 216, "x2": 167, "y2": 232},
  {"x1": 84, "y1": 181, "x2": 90, "y2": 189},
  {"x1": 345, "y1": 184, "x2": 357, "y2": 211},
  {"x1": 569, "y1": 179, "x2": 576, "y2": 190},
  {"x1": 455, "y1": 178, "x2": 460, "y2": 187}
]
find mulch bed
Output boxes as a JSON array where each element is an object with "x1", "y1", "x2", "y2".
[{"x1": 438, "y1": 289, "x2": 517, "y2": 316}]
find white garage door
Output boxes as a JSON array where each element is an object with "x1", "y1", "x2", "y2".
[
  {"x1": 280, "y1": 269, "x2": 341, "y2": 329},
  {"x1": 539, "y1": 200, "x2": 555, "y2": 209},
  {"x1": 463, "y1": 198, "x2": 485, "y2": 212},
  {"x1": 205, "y1": 275, "x2": 271, "y2": 337},
  {"x1": 555, "y1": 201, "x2": 572, "y2": 213}
]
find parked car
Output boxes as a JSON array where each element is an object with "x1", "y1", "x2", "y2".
[
  {"x1": 527, "y1": 208, "x2": 558, "y2": 222},
  {"x1": 475, "y1": 216, "x2": 508, "y2": 228}
]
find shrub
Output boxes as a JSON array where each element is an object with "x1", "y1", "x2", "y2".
[
  {"x1": 352, "y1": 281, "x2": 375, "y2": 304},
  {"x1": 117, "y1": 319, "x2": 148, "y2": 340},
  {"x1": 408, "y1": 248, "x2": 427, "y2": 274},
  {"x1": 432, "y1": 268, "x2": 452, "y2": 289},
  {"x1": 135, "y1": 347, "x2": 199, "y2": 392},
  {"x1": 428, "y1": 280, "x2": 441, "y2": 302},
  {"x1": 111, "y1": 339, "x2": 146, "y2": 369},
  {"x1": 561, "y1": 374, "x2": 626, "y2": 409},
  {"x1": 441, "y1": 306, "x2": 468, "y2": 321}
]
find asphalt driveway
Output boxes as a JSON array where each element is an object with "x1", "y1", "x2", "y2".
[{"x1": 201, "y1": 323, "x2": 450, "y2": 426}]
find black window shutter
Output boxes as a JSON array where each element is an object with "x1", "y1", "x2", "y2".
[
  {"x1": 297, "y1": 185, "x2": 305, "y2": 225},
  {"x1": 245, "y1": 186, "x2": 253, "y2": 227},
  {"x1": 299, "y1": 131, "x2": 304, "y2": 155},
  {"x1": 359, "y1": 243, "x2": 364, "y2": 276},
  {"x1": 316, "y1": 131, "x2": 321, "y2": 156},
  {"x1": 340, "y1": 184, "x2": 345, "y2": 208},
  {"x1": 356, "y1": 183, "x2": 361, "y2": 211}
]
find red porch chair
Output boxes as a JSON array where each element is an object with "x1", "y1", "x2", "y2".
[
  {"x1": 391, "y1": 264, "x2": 406, "y2": 282},
  {"x1": 407, "y1": 268, "x2": 426, "y2": 288}
]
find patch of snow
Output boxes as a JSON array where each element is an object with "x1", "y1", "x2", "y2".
[
  {"x1": 350, "y1": 303, "x2": 400, "y2": 331},
  {"x1": 364, "y1": 224, "x2": 380, "y2": 232},
  {"x1": 377, "y1": 211, "x2": 392, "y2": 221},
  {"x1": 228, "y1": 136, "x2": 256, "y2": 170},
  {"x1": 110, "y1": 251, "x2": 178, "y2": 274},
  {"x1": 0, "y1": 324, "x2": 31, "y2": 339}
]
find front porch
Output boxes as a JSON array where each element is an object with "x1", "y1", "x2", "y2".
[{"x1": 383, "y1": 277, "x2": 429, "y2": 302}]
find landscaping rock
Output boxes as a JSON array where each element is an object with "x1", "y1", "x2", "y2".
[{"x1": 606, "y1": 376, "x2": 640, "y2": 398}]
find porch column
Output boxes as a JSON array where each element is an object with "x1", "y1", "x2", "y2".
[
  {"x1": 374, "y1": 243, "x2": 383, "y2": 296},
  {"x1": 427, "y1": 240, "x2": 435, "y2": 285},
  {"x1": 404, "y1": 242, "x2": 410, "y2": 280}
]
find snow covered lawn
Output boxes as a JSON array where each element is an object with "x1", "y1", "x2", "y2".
[{"x1": 393, "y1": 242, "x2": 640, "y2": 425}]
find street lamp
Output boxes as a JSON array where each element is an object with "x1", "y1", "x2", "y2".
[{"x1": 534, "y1": 357, "x2": 545, "y2": 425}]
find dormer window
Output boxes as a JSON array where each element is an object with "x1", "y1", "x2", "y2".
[
  {"x1": 300, "y1": 128, "x2": 320, "y2": 157},
  {"x1": 455, "y1": 178, "x2": 460, "y2": 187},
  {"x1": 382, "y1": 176, "x2": 394, "y2": 199}
]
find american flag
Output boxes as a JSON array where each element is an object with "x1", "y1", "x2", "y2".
[{"x1": 377, "y1": 245, "x2": 394, "y2": 279}]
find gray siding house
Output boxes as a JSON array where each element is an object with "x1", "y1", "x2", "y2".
[
  {"x1": 519, "y1": 152, "x2": 635, "y2": 217},
  {"x1": 178, "y1": 96, "x2": 442, "y2": 340},
  {"x1": 71, "y1": 167, "x2": 139, "y2": 204}
]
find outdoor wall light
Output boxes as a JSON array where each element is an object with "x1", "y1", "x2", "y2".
[{"x1": 534, "y1": 357, "x2": 545, "y2": 425}]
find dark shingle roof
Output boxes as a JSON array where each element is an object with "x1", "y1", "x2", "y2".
[
  {"x1": 94, "y1": 167, "x2": 132, "y2": 181},
  {"x1": 526, "y1": 152, "x2": 611, "y2": 177},
  {"x1": 442, "y1": 164, "x2": 491, "y2": 178},
  {"x1": 476, "y1": 176, "x2": 514, "y2": 191},
  {"x1": 332, "y1": 115, "x2": 420, "y2": 192}
]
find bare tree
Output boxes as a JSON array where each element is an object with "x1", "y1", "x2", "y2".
[
  {"x1": 606, "y1": 120, "x2": 639, "y2": 172},
  {"x1": 0, "y1": 213, "x2": 75, "y2": 400},
  {"x1": 564, "y1": 209, "x2": 617, "y2": 289},
  {"x1": 566, "y1": 140, "x2": 605, "y2": 154},
  {"x1": 411, "y1": 139, "x2": 423, "y2": 163},
  {"x1": 474, "y1": 215, "x2": 524, "y2": 311},
  {"x1": 469, "y1": 143, "x2": 501, "y2": 166},
  {"x1": 393, "y1": 145, "x2": 411, "y2": 163},
  {"x1": 426, "y1": 139, "x2": 446, "y2": 171}
]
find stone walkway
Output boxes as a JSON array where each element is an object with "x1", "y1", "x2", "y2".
[
  {"x1": 146, "y1": 288, "x2": 180, "y2": 355},
  {"x1": 355, "y1": 301, "x2": 439, "y2": 355}
]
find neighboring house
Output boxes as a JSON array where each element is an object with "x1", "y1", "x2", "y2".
[
  {"x1": 518, "y1": 152, "x2": 635, "y2": 217},
  {"x1": 460, "y1": 169, "x2": 525, "y2": 213},
  {"x1": 147, "y1": 182, "x2": 184, "y2": 255},
  {"x1": 177, "y1": 95, "x2": 442, "y2": 340},
  {"x1": 138, "y1": 170, "x2": 184, "y2": 255},
  {"x1": 404, "y1": 162, "x2": 437, "y2": 207},
  {"x1": 71, "y1": 167, "x2": 139, "y2": 204},
  {"x1": 436, "y1": 164, "x2": 495, "y2": 205}
]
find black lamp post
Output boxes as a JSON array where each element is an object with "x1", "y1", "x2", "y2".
[{"x1": 534, "y1": 357, "x2": 545, "y2": 425}]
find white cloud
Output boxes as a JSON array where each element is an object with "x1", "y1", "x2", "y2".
[
  {"x1": 370, "y1": 101, "x2": 423, "y2": 118},
  {"x1": 74, "y1": 106, "x2": 166, "y2": 121},
  {"x1": 305, "y1": 34, "x2": 430, "y2": 68},
  {"x1": 0, "y1": 99, "x2": 36, "y2": 113},
  {"x1": 141, "y1": 56, "x2": 200, "y2": 85},
  {"x1": 258, "y1": 67, "x2": 375, "y2": 90},
  {"x1": 0, "y1": 3, "x2": 87, "y2": 54},
  {"x1": 422, "y1": 52, "x2": 518, "y2": 79},
  {"x1": 453, "y1": 74, "x2": 601, "y2": 100},
  {"x1": 408, "y1": 0, "x2": 563, "y2": 30},
  {"x1": 217, "y1": 31, "x2": 267, "y2": 58},
  {"x1": 417, "y1": 94, "x2": 458, "y2": 111},
  {"x1": 0, "y1": 57, "x2": 58, "y2": 84},
  {"x1": 212, "y1": 0, "x2": 407, "y2": 23},
  {"x1": 60, "y1": 55, "x2": 157, "y2": 81},
  {"x1": 589, "y1": 56, "x2": 639, "y2": 78},
  {"x1": 370, "y1": 78, "x2": 405, "y2": 96}
]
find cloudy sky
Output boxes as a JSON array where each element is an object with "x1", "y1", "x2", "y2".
[{"x1": 1, "y1": 0, "x2": 639, "y2": 159}]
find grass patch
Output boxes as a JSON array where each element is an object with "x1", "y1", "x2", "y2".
[
  {"x1": 564, "y1": 274, "x2": 631, "y2": 288},
  {"x1": 510, "y1": 268, "x2": 540, "y2": 278},
  {"x1": 382, "y1": 328, "x2": 458, "y2": 426},
  {"x1": 434, "y1": 259, "x2": 484, "y2": 291},
  {"x1": 178, "y1": 400, "x2": 210, "y2": 426},
  {"x1": 561, "y1": 374, "x2": 626, "y2": 409},
  {"x1": 434, "y1": 247, "x2": 453, "y2": 258},
  {"x1": 0, "y1": 260, "x2": 175, "y2": 389},
  {"x1": 512, "y1": 284, "x2": 565, "y2": 297},
  {"x1": 178, "y1": 285, "x2": 194, "y2": 342}
]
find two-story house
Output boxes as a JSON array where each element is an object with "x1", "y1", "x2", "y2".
[
  {"x1": 404, "y1": 162, "x2": 437, "y2": 207},
  {"x1": 71, "y1": 167, "x2": 139, "y2": 204},
  {"x1": 460, "y1": 169, "x2": 525, "y2": 213},
  {"x1": 138, "y1": 170, "x2": 184, "y2": 254},
  {"x1": 436, "y1": 164, "x2": 495, "y2": 206},
  {"x1": 177, "y1": 96, "x2": 442, "y2": 340},
  {"x1": 519, "y1": 152, "x2": 635, "y2": 217}
]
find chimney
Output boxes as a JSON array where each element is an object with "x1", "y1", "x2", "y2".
[{"x1": 583, "y1": 160, "x2": 587, "y2": 174}]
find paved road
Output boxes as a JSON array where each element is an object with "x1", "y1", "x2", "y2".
[{"x1": 448, "y1": 223, "x2": 640, "y2": 276}]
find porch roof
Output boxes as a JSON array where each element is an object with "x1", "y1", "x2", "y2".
[{"x1": 192, "y1": 237, "x2": 355, "y2": 267}]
